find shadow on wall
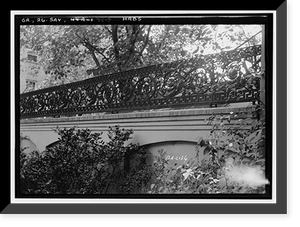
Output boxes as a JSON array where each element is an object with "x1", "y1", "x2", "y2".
[
  {"x1": 20, "y1": 138, "x2": 60, "y2": 155},
  {"x1": 20, "y1": 138, "x2": 209, "y2": 169},
  {"x1": 45, "y1": 141, "x2": 60, "y2": 149},
  {"x1": 20, "y1": 138, "x2": 37, "y2": 155}
]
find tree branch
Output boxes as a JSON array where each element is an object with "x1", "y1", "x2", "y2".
[
  {"x1": 233, "y1": 30, "x2": 262, "y2": 50},
  {"x1": 85, "y1": 43, "x2": 111, "y2": 64},
  {"x1": 139, "y1": 25, "x2": 152, "y2": 56},
  {"x1": 111, "y1": 25, "x2": 120, "y2": 60},
  {"x1": 128, "y1": 25, "x2": 139, "y2": 55},
  {"x1": 90, "y1": 50, "x2": 101, "y2": 67},
  {"x1": 75, "y1": 32, "x2": 110, "y2": 65},
  {"x1": 104, "y1": 25, "x2": 112, "y2": 34}
]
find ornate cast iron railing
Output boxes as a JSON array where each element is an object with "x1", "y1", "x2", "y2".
[{"x1": 20, "y1": 45, "x2": 261, "y2": 119}]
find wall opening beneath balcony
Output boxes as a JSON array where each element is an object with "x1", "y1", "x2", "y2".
[
  {"x1": 144, "y1": 141, "x2": 208, "y2": 167},
  {"x1": 20, "y1": 138, "x2": 37, "y2": 155}
]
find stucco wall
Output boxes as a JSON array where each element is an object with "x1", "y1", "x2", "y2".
[{"x1": 20, "y1": 105, "x2": 253, "y2": 157}]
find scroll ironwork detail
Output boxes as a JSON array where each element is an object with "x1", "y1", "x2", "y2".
[{"x1": 20, "y1": 45, "x2": 261, "y2": 119}]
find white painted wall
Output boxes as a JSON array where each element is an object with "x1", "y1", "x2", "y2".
[
  {"x1": 20, "y1": 106, "x2": 253, "y2": 156},
  {"x1": 20, "y1": 47, "x2": 47, "y2": 93},
  {"x1": 20, "y1": 138, "x2": 38, "y2": 155}
]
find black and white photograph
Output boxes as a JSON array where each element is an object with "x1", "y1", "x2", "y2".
[{"x1": 4, "y1": 6, "x2": 288, "y2": 215}]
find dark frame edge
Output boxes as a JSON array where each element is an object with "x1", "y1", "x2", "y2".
[{"x1": 1, "y1": 6, "x2": 288, "y2": 214}]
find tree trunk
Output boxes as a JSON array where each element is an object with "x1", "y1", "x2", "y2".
[
  {"x1": 89, "y1": 49, "x2": 100, "y2": 68},
  {"x1": 128, "y1": 25, "x2": 139, "y2": 55},
  {"x1": 111, "y1": 25, "x2": 120, "y2": 60}
]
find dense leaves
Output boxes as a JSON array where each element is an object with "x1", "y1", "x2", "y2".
[
  {"x1": 20, "y1": 24, "x2": 262, "y2": 88},
  {"x1": 148, "y1": 149, "x2": 221, "y2": 194},
  {"x1": 148, "y1": 103, "x2": 266, "y2": 194},
  {"x1": 20, "y1": 105, "x2": 266, "y2": 195},
  {"x1": 20, "y1": 126, "x2": 152, "y2": 194}
]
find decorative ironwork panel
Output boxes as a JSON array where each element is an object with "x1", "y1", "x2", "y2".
[{"x1": 20, "y1": 45, "x2": 261, "y2": 119}]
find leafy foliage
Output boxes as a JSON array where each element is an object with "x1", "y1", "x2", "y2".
[
  {"x1": 20, "y1": 126, "x2": 152, "y2": 194},
  {"x1": 20, "y1": 25, "x2": 262, "y2": 88},
  {"x1": 20, "y1": 23, "x2": 266, "y2": 195},
  {"x1": 147, "y1": 104, "x2": 266, "y2": 194},
  {"x1": 20, "y1": 106, "x2": 266, "y2": 195},
  {"x1": 148, "y1": 149, "x2": 220, "y2": 194},
  {"x1": 199, "y1": 104, "x2": 266, "y2": 193}
]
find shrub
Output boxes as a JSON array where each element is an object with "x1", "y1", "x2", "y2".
[
  {"x1": 147, "y1": 149, "x2": 220, "y2": 194},
  {"x1": 20, "y1": 126, "x2": 152, "y2": 194},
  {"x1": 199, "y1": 104, "x2": 266, "y2": 194},
  {"x1": 148, "y1": 104, "x2": 267, "y2": 194}
]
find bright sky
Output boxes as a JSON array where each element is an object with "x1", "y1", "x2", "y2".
[{"x1": 184, "y1": 25, "x2": 262, "y2": 55}]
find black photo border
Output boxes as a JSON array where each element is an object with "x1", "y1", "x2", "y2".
[
  {"x1": 14, "y1": 11, "x2": 272, "y2": 201},
  {"x1": 3, "y1": 1, "x2": 287, "y2": 213}
]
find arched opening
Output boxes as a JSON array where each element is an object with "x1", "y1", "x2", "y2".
[
  {"x1": 20, "y1": 138, "x2": 37, "y2": 155},
  {"x1": 45, "y1": 140, "x2": 60, "y2": 149},
  {"x1": 142, "y1": 139, "x2": 220, "y2": 167},
  {"x1": 143, "y1": 140, "x2": 202, "y2": 166}
]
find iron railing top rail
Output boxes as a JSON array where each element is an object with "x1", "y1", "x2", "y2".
[
  {"x1": 20, "y1": 45, "x2": 261, "y2": 119},
  {"x1": 21, "y1": 62, "x2": 177, "y2": 98}
]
